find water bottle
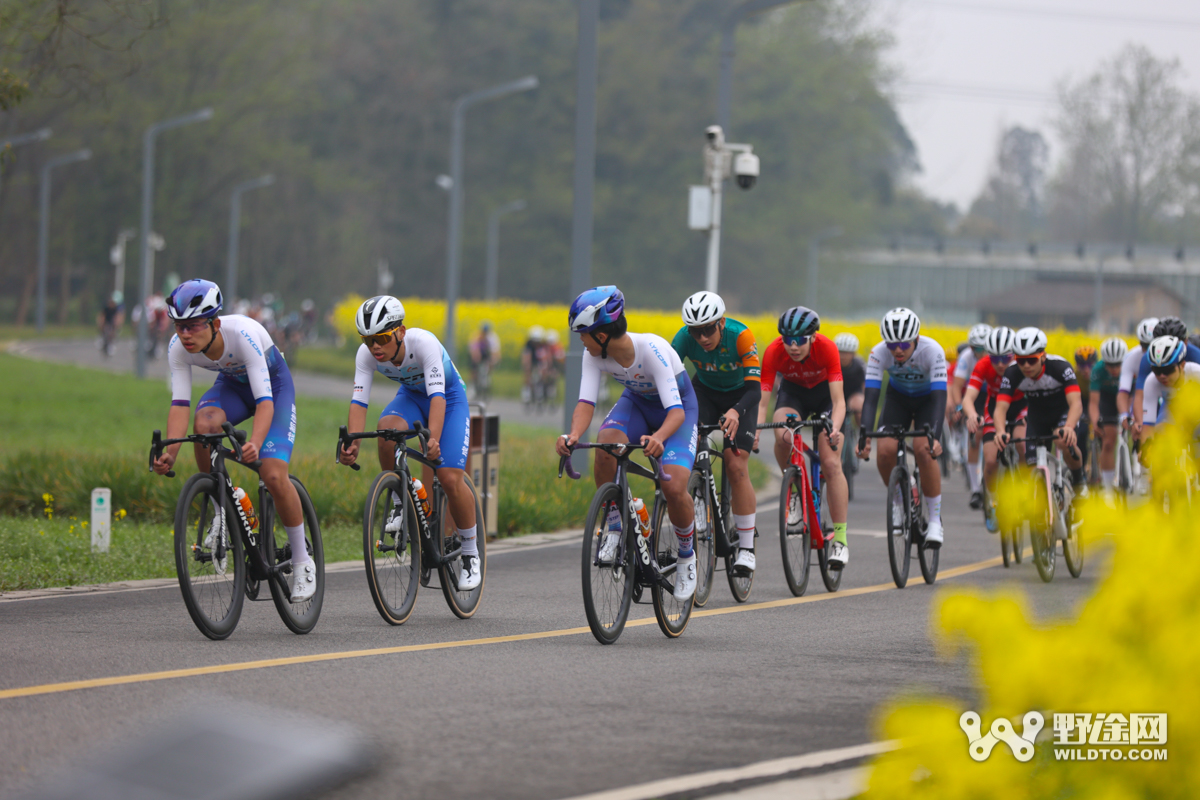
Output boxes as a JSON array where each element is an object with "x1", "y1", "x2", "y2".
[
  {"x1": 413, "y1": 479, "x2": 432, "y2": 517},
  {"x1": 632, "y1": 497, "x2": 651, "y2": 537},
  {"x1": 232, "y1": 487, "x2": 258, "y2": 530}
]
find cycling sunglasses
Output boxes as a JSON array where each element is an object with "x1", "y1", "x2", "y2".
[
  {"x1": 886, "y1": 340, "x2": 913, "y2": 352},
  {"x1": 1151, "y1": 364, "x2": 1180, "y2": 377},
  {"x1": 782, "y1": 335, "x2": 809, "y2": 347},
  {"x1": 989, "y1": 354, "x2": 1012, "y2": 365},
  {"x1": 173, "y1": 319, "x2": 210, "y2": 334},
  {"x1": 361, "y1": 327, "x2": 402, "y2": 347},
  {"x1": 689, "y1": 322, "x2": 720, "y2": 340},
  {"x1": 1014, "y1": 355, "x2": 1042, "y2": 366}
]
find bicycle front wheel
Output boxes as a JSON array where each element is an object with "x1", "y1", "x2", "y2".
[
  {"x1": 688, "y1": 470, "x2": 717, "y2": 608},
  {"x1": 436, "y1": 474, "x2": 487, "y2": 619},
  {"x1": 174, "y1": 473, "x2": 245, "y2": 640},
  {"x1": 363, "y1": 471, "x2": 421, "y2": 625},
  {"x1": 650, "y1": 500, "x2": 693, "y2": 638},
  {"x1": 817, "y1": 479, "x2": 843, "y2": 593},
  {"x1": 886, "y1": 467, "x2": 911, "y2": 588},
  {"x1": 262, "y1": 477, "x2": 325, "y2": 634},
  {"x1": 778, "y1": 466, "x2": 811, "y2": 597},
  {"x1": 1063, "y1": 498, "x2": 1084, "y2": 578},
  {"x1": 1030, "y1": 475, "x2": 1056, "y2": 582},
  {"x1": 581, "y1": 483, "x2": 634, "y2": 644}
]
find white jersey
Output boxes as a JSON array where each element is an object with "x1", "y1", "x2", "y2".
[
  {"x1": 169, "y1": 314, "x2": 281, "y2": 404},
  {"x1": 1118, "y1": 345, "x2": 1145, "y2": 394},
  {"x1": 351, "y1": 327, "x2": 464, "y2": 407},
  {"x1": 1141, "y1": 362, "x2": 1200, "y2": 425},
  {"x1": 580, "y1": 332, "x2": 685, "y2": 410},
  {"x1": 953, "y1": 348, "x2": 977, "y2": 383},
  {"x1": 864, "y1": 335, "x2": 948, "y2": 397}
]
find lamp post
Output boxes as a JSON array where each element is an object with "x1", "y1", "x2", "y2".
[
  {"x1": 443, "y1": 75, "x2": 538, "y2": 359},
  {"x1": 484, "y1": 199, "x2": 526, "y2": 301},
  {"x1": 0, "y1": 127, "x2": 51, "y2": 192},
  {"x1": 717, "y1": 0, "x2": 806, "y2": 135},
  {"x1": 110, "y1": 228, "x2": 137, "y2": 296},
  {"x1": 136, "y1": 107, "x2": 213, "y2": 378},
  {"x1": 226, "y1": 174, "x2": 275, "y2": 302},
  {"x1": 693, "y1": 125, "x2": 759, "y2": 294},
  {"x1": 36, "y1": 148, "x2": 92, "y2": 332},
  {"x1": 806, "y1": 226, "x2": 842, "y2": 308}
]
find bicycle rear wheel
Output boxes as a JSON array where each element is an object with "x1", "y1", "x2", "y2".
[
  {"x1": 778, "y1": 466, "x2": 811, "y2": 597},
  {"x1": 581, "y1": 483, "x2": 634, "y2": 644},
  {"x1": 174, "y1": 473, "x2": 245, "y2": 640},
  {"x1": 886, "y1": 467, "x2": 911, "y2": 588},
  {"x1": 649, "y1": 500, "x2": 693, "y2": 638},
  {"x1": 262, "y1": 477, "x2": 325, "y2": 634},
  {"x1": 817, "y1": 479, "x2": 842, "y2": 593},
  {"x1": 688, "y1": 470, "x2": 716, "y2": 608},
  {"x1": 436, "y1": 474, "x2": 487, "y2": 619}
]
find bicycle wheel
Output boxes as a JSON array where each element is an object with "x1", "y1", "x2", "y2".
[
  {"x1": 886, "y1": 466, "x2": 911, "y2": 588},
  {"x1": 817, "y1": 478, "x2": 843, "y2": 592},
  {"x1": 1062, "y1": 497, "x2": 1084, "y2": 578},
  {"x1": 435, "y1": 473, "x2": 487, "y2": 619},
  {"x1": 1000, "y1": 525, "x2": 1013, "y2": 567},
  {"x1": 174, "y1": 473, "x2": 245, "y2": 640},
  {"x1": 778, "y1": 466, "x2": 811, "y2": 597},
  {"x1": 581, "y1": 483, "x2": 634, "y2": 644},
  {"x1": 688, "y1": 470, "x2": 717, "y2": 608},
  {"x1": 1116, "y1": 441, "x2": 1132, "y2": 494},
  {"x1": 721, "y1": 463, "x2": 752, "y2": 603},
  {"x1": 362, "y1": 471, "x2": 421, "y2": 625},
  {"x1": 1013, "y1": 523, "x2": 1025, "y2": 563},
  {"x1": 1030, "y1": 475, "x2": 1056, "y2": 582},
  {"x1": 262, "y1": 477, "x2": 325, "y2": 634},
  {"x1": 918, "y1": 533, "x2": 940, "y2": 584},
  {"x1": 649, "y1": 499, "x2": 693, "y2": 638}
]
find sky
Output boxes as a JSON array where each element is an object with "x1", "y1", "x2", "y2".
[{"x1": 876, "y1": 0, "x2": 1200, "y2": 212}]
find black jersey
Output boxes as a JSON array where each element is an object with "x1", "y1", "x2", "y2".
[
  {"x1": 997, "y1": 355, "x2": 1080, "y2": 421},
  {"x1": 841, "y1": 356, "x2": 866, "y2": 396}
]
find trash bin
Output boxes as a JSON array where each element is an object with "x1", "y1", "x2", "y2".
[{"x1": 468, "y1": 408, "x2": 500, "y2": 536}]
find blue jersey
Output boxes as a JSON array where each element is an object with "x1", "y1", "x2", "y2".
[{"x1": 1135, "y1": 342, "x2": 1200, "y2": 391}]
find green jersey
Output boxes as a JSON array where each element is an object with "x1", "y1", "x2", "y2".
[
  {"x1": 1091, "y1": 361, "x2": 1121, "y2": 396},
  {"x1": 671, "y1": 318, "x2": 761, "y2": 393}
]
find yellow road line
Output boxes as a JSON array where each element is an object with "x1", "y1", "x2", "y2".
[{"x1": 0, "y1": 552, "x2": 1007, "y2": 702}]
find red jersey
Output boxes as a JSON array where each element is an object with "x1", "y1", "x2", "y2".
[
  {"x1": 761, "y1": 334, "x2": 843, "y2": 390},
  {"x1": 968, "y1": 357, "x2": 1005, "y2": 401}
]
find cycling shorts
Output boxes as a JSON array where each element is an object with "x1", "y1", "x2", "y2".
[
  {"x1": 197, "y1": 358, "x2": 297, "y2": 463},
  {"x1": 1097, "y1": 391, "x2": 1119, "y2": 426},
  {"x1": 380, "y1": 384, "x2": 472, "y2": 471},
  {"x1": 694, "y1": 381, "x2": 756, "y2": 452},
  {"x1": 775, "y1": 379, "x2": 831, "y2": 420},
  {"x1": 982, "y1": 406, "x2": 1027, "y2": 444},
  {"x1": 877, "y1": 386, "x2": 939, "y2": 434},
  {"x1": 600, "y1": 375, "x2": 699, "y2": 471}
]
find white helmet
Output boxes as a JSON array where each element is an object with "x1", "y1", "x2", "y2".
[
  {"x1": 1147, "y1": 336, "x2": 1185, "y2": 368},
  {"x1": 681, "y1": 291, "x2": 726, "y2": 327},
  {"x1": 1012, "y1": 326, "x2": 1047, "y2": 356},
  {"x1": 528, "y1": 325, "x2": 545, "y2": 342},
  {"x1": 355, "y1": 295, "x2": 405, "y2": 336},
  {"x1": 545, "y1": 329, "x2": 560, "y2": 344},
  {"x1": 1136, "y1": 317, "x2": 1160, "y2": 346},
  {"x1": 967, "y1": 323, "x2": 992, "y2": 348},
  {"x1": 880, "y1": 307, "x2": 921, "y2": 343},
  {"x1": 833, "y1": 333, "x2": 859, "y2": 353},
  {"x1": 985, "y1": 326, "x2": 1017, "y2": 357},
  {"x1": 1100, "y1": 337, "x2": 1128, "y2": 364}
]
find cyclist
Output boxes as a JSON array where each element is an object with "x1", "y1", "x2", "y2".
[
  {"x1": 150, "y1": 279, "x2": 315, "y2": 603},
  {"x1": 97, "y1": 290, "x2": 125, "y2": 357},
  {"x1": 950, "y1": 324, "x2": 992, "y2": 509},
  {"x1": 757, "y1": 306, "x2": 850, "y2": 565},
  {"x1": 1090, "y1": 338, "x2": 1127, "y2": 489},
  {"x1": 1117, "y1": 317, "x2": 1158, "y2": 429},
  {"x1": 1131, "y1": 316, "x2": 1200, "y2": 432},
  {"x1": 994, "y1": 327, "x2": 1086, "y2": 492},
  {"x1": 1074, "y1": 345, "x2": 1098, "y2": 479},
  {"x1": 857, "y1": 308, "x2": 948, "y2": 547},
  {"x1": 468, "y1": 320, "x2": 501, "y2": 397},
  {"x1": 337, "y1": 296, "x2": 481, "y2": 591},
  {"x1": 521, "y1": 325, "x2": 547, "y2": 404},
  {"x1": 1139, "y1": 336, "x2": 1200, "y2": 435},
  {"x1": 962, "y1": 326, "x2": 1026, "y2": 531},
  {"x1": 672, "y1": 291, "x2": 761, "y2": 573},
  {"x1": 834, "y1": 333, "x2": 866, "y2": 427},
  {"x1": 555, "y1": 286, "x2": 700, "y2": 601}
]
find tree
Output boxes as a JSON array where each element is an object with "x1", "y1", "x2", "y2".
[{"x1": 959, "y1": 126, "x2": 1048, "y2": 241}]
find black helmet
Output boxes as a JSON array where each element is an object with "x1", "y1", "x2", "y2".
[
  {"x1": 1153, "y1": 316, "x2": 1188, "y2": 340},
  {"x1": 778, "y1": 306, "x2": 820, "y2": 338}
]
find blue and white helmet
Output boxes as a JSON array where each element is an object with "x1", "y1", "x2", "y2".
[
  {"x1": 166, "y1": 279, "x2": 223, "y2": 321},
  {"x1": 568, "y1": 286, "x2": 625, "y2": 333},
  {"x1": 1147, "y1": 336, "x2": 1185, "y2": 368}
]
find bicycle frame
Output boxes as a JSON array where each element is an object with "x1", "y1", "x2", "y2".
[
  {"x1": 761, "y1": 415, "x2": 832, "y2": 550},
  {"x1": 1006, "y1": 434, "x2": 1074, "y2": 540},
  {"x1": 694, "y1": 424, "x2": 736, "y2": 558}
]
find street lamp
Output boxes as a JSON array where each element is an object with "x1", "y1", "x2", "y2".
[
  {"x1": 717, "y1": 0, "x2": 807, "y2": 136},
  {"x1": 36, "y1": 148, "x2": 92, "y2": 333},
  {"x1": 136, "y1": 107, "x2": 213, "y2": 378},
  {"x1": 110, "y1": 228, "x2": 137, "y2": 296},
  {"x1": 689, "y1": 125, "x2": 760, "y2": 293},
  {"x1": 0, "y1": 127, "x2": 51, "y2": 192},
  {"x1": 807, "y1": 226, "x2": 842, "y2": 307},
  {"x1": 226, "y1": 174, "x2": 275, "y2": 302},
  {"x1": 443, "y1": 75, "x2": 538, "y2": 358},
  {"x1": 484, "y1": 199, "x2": 526, "y2": 301}
]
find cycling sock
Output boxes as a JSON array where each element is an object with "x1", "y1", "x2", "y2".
[
  {"x1": 734, "y1": 513, "x2": 756, "y2": 549},
  {"x1": 391, "y1": 491, "x2": 403, "y2": 508},
  {"x1": 674, "y1": 522, "x2": 695, "y2": 559},
  {"x1": 923, "y1": 494, "x2": 942, "y2": 523},
  {"x1": 834, "y1": 522, "x2": 847, "y2": 547},
  {"x1": 605, "y1": 504, "x2": 622, "y2": 532},
  {"x1": 967, "y1": 463, "x2": 980, "y2": 493},
  {"x1": 458, "y1": 525, "x2": 478, "y2": 557},
  {"x1": 1071, "y1": 467, "x2": 1085, "y2": 487},
  {"x1": 1102, "y1": 469, "x2": 1115, "y2": 488},
  {"x1": 285, "y1": 524, "x2": 310, "y2": 565}
]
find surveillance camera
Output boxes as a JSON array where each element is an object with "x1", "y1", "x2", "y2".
[
  {"x1": 734, "y1": 151, "x2": 759, "y2": 190},
  {"x1": 705, "y1": 125, "x2": 724, "y2": 146}
]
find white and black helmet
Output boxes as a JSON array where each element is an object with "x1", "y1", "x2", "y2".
[
  {"x1": 968, "y1": 323, "x2": 992, "y2": 348},
  {"x1": 834, "y1": 333, "x2": 859, "y2": 353},
  {"x1": 355, "y1": 295, "x2": 405, "y2": 337},
  {"x1": 880, "y1": 307, "x2": 921, "y2": 343},
  {"x1": 1100, "y1": 337, "x2": 1128, "y2": 364},
  {"x1": 1136, "y1": 317, "x2": 1160, "y2": 347},
  {"x1": 681, "y1": 291, "x2": 726, "y2": 327},
  {"x1": 985, "y1": 326, "x2": 1017, "y2": 357},
  {"x1": 1012, "y1": 326, "x2": 1047, "y2": 356}
]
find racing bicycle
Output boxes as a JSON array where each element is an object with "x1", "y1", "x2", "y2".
[
  {"x1": 1004, "y1": 433, "x2": 1084, "y2": 582},
  {"x1": 689, "y1": 422, "x2": 753, "y2": 606},
  {"x1": 860, "y1": 426, "x2": 939, "y2": 588}
]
